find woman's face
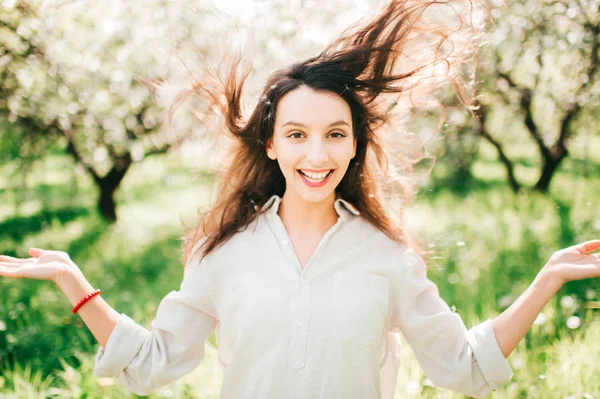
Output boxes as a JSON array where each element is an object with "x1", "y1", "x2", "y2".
[{"x1": 266, "y1": 85, "x2": 356, "y2": 204}]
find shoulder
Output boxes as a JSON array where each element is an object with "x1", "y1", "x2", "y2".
[
  {"x1": 353, "y1": 217, "x2": 408, "y2": 254},
  {"x1": 337, "y1": 217, "x2": 412, "y2": 272},
  {"x1": 353, "y1": 218, "x2": 427, "y2": 275},
  {"x1": 187, "y1": 215, "x2": 267, "y2": 270}
]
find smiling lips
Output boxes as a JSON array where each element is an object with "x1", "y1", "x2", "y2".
[{"x1": 297, "y1": 169, "x2": 334, "y2": 186}]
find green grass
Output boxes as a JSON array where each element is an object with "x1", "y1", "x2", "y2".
[{"x1": 0, "y1": 143, "x2": 598, "y2": 398}]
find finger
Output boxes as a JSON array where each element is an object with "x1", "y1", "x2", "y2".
[
  {"x1": 0, "y1": 265, "x2": 26, "y2": 278},
  {"x1": 579, "y1": 253, "x2": 600, "y2": 261},
  {"x1": 575, "y1": 240, "x2": 600, "y2": 255},
  {"x1": 29, "y1": 248, "x2": 47, "y2": 258},
  {"x1": 0, "y1": 255, "x2": 30, "y2": 263},
  {"x1": 0, "y1": 261, "x2": 34, "y2": 268}
]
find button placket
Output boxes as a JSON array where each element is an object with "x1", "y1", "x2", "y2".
[
  {"x1": 290, "y1": 281, "x2": 311, "y2": 370},
  {"x1": 277, "y1": 234, "x2": 302, "y2": 272},
  {"x1": 268, "y1": 208, "x2": 344, "y2": 276}
]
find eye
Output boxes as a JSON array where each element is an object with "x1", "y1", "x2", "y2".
[
  {"x1": 329, "y1": 131, "x2": 346, "y2": 138},
  {"x1": 287, "y1": 130, "x2": 347, "y2": 139}
]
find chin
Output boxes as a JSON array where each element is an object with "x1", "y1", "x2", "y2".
[
  {"x1": 298, "y1": 190, "x2": 334, "y2": 204},
  {"x1": 294, "y1": 182, "x2": 340, "y2": 204}
]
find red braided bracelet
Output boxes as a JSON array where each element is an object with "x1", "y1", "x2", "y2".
[{"x1": 72, "y1": 289, "x2": 101, "y2": 314}]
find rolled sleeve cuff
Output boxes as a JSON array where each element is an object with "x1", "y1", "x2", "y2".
[
  {"x1": 467, "y1": 319, "x2": 514, "y2": 390},
  {"x1": 94, "y1": 313, "x2": 149, "y2": 378}
]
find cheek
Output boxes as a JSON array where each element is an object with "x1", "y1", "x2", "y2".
[
  {"x1": 330, "y1": 143, "x2": 356, "y2": 164},
  {"x1": 275, "y1": 146, "x2": 302, "y2": 172}
]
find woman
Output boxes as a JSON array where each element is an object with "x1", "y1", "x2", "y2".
[{"x1": 1, "y1": 0, "x2": 599, "y2": 398}]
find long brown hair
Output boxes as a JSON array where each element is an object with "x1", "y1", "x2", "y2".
[{"x1": 172, "y1": 0, "x2": 487, "y2": 268}]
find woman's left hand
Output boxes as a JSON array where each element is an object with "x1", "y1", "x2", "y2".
[{"x1": 537, "y1": 240, "x2": 600, "y2": 291}]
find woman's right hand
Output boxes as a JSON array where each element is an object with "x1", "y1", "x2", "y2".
[{"x1": 0, "y1": 248, "x2": 82, "y2": 284}]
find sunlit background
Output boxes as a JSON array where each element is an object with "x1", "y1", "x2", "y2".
[{"x1": 1, "y1": 0, "x2": 600, "y2": 397}]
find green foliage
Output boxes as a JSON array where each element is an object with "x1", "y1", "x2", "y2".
[
  {"x1": 0, "y1": 146, "x2": 597, "y2": 398},
  {"x1": 1, "y1": 0, "x2": 600, "y2": 397}
]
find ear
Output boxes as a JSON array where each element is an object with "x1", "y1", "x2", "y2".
[
  {"x1": 266, "y1": 139, "x2": 277, "y2": 160},
  {"x1": 351, "y1": 137, "x2": 357, "y2": 159}
]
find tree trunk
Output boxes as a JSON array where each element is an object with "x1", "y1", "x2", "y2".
[
  {"x1": 97, "y1": 182, "x2": 118, "y2": 221},
  {"x1": 534, "y1": 149, "x2": 567, "y2": 192},
  {"x1": 93, "y1": 156, "x2": 132, "y2": 222}
]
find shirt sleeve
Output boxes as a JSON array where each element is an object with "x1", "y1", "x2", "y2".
[
  {"x1": 392, "y1": 247, "x2": 513, "y2": 398},
  {"x1": 93, "y1": 252, "x2": 219, "y2": 396}
]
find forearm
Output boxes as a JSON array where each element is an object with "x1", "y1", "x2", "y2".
[
  {"x1": 492, "y1": 272, "x2": 561, "y2": 358},
  {"x1": 55, "y1": 270, "x2": 121, "y2": 349}
]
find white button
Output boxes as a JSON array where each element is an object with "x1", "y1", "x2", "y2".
[
  {"x1": 295, "y1": 320, "x2": 304, "y2": 327},
  {"x1": 282, "y1": 240, "x2": 289, "y2": 246},
  {"x1": 291, "y1": 353, "x2": 304, "y2": 370},
  {"x1": 290, "y1": 350, "x2": 305, "y2": 369}
]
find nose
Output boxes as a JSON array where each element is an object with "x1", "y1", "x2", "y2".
[{"x1": 305, "y1": 137, "x2": 329, "y2": 165}]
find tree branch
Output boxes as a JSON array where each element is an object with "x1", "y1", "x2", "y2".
[
  {"x1": 497, "y1": 71, "x2": 550, "y2": 160},
  {"x1": 557, "y1": 21, "x2": 599, "y2": 147},
  {"x1": 474, "y1": 104, "x2": 521, "y2": 193},
  {"x1": 63, "y1": 128, "x2": 101, "y2": 184}
]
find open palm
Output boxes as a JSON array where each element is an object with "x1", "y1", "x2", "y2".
[
  {"x1": 540, "y1": 240, "x2": 600, "y2": 288},
  {"x1": 0, "y1": 248, "x2": 80, "y2": 283}
]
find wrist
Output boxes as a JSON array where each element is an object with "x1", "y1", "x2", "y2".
[
  {"x1": 534, "y1": 269, "x2": 563, "y2": 295},
  {"x1": 54, "y1": 266, "x2": 83, "y2": 288},
  {"x1": 55, "y1": 269, "x2": 97, "y2": 308}
]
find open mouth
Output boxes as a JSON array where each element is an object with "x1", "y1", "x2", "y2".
[{"x1": 297, "y1": 169, "x2": 334, "y2": 186}]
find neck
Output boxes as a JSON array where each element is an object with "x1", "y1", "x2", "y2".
[{"x1": 277, "y1": 192, "x2": 339, "y2": 235}]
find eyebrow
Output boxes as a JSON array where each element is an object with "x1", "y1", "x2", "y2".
[{"x1": 280, "y1": 120, "x2": 350, "y2": 128}]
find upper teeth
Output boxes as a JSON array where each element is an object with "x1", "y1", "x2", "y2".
[{"x1": 301, "y1": 170, "x2": 330, "y2": 179}]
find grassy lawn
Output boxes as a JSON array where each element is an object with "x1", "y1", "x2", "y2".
[{"x1": 0, "y1": 137, "x2": 598, "y2": 398}]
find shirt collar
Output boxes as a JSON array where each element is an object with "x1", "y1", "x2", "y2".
[{"x1": 259, "y1": 194, "x2": 360, "y2": 218}]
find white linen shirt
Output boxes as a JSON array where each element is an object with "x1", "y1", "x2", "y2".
[{"x1": 94, "y1": 194, "x2": 513, "y2": 398}]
